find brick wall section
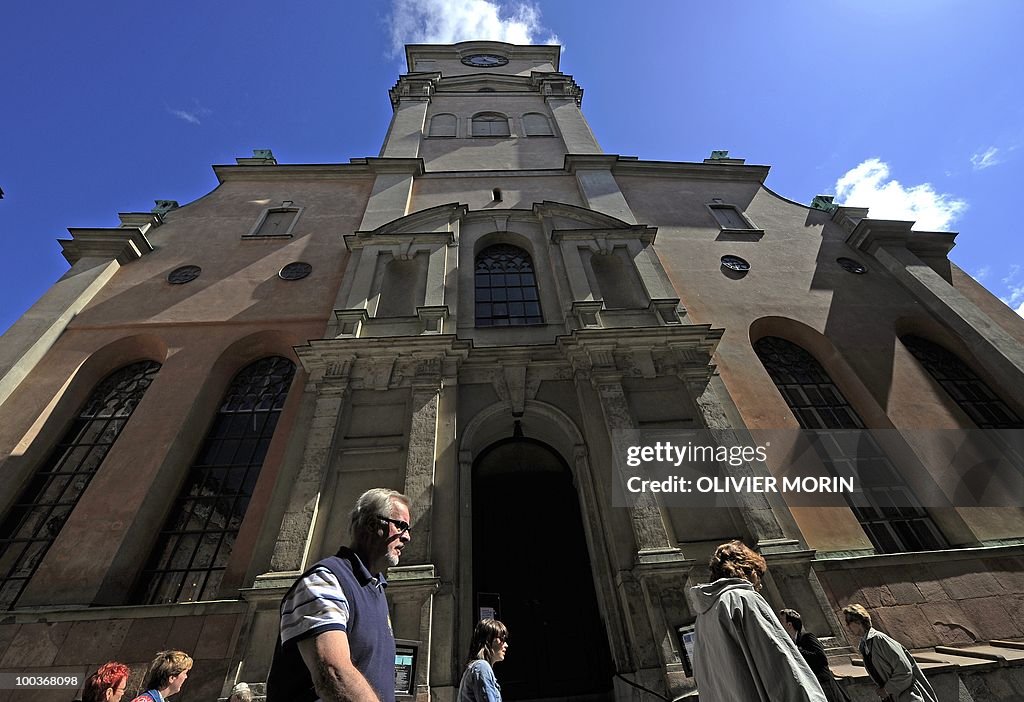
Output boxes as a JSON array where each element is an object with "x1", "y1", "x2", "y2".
[
  {"x1": 815, "y1": 552, "x2": 1024, "y2": 649},
  {"x1": 0, "y1": 611, "x2": 240, "y2": 702}
]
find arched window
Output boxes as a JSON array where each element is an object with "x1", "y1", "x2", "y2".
[
  {"x1": 902, "y1": 335, "x2": 1023, "y2": 429},
  {"x1": 522, "y1": 112, "x2": 553, "y2": 136},
  {"x1": 428, "y1": 113, "x2": 457, "y2": 138},
  {"x1": 0, "y1": 360, "x2": 161, "y2": 609},
  {"x1": 475, "y1": 244, "x2": 543, "y2": 327},
  {"x1": 134, "y1": 356, "x2": 295, "y2": 604},
  {"x1": 472, "y1": 112, "x2": 510, "y2": 137},
  {"x1": 754, "y1": 336, "x2": 946, "y2": 553}
]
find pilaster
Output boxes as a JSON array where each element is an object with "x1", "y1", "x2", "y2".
[
  {"x1": 0, "y1": 225, "x2": 155, "y2": 410},
  {"x1": 566, "y1": 155, "x2": 637, "y2": 225},
  {"x1": 269, "y1": 371, "x2": 352, "y2": 573},
  {"x1": 847, "y1": 218, "x2": 1024, "y2": 391}
]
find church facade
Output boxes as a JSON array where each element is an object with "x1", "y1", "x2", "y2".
[{"x1": 1, "y1": 41, "x2": 1024, "y2": 702}]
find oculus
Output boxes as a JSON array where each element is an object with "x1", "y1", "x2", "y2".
[
  {"x1": 168, "y1": 265, "x2": 201, "y2": 284},
  {"x1": 837, "y1": 257, "x2": 867, "y2": 274},
  {"x1": 279, "y1": 262, "x2": 312, "y2": 281},
  {"x1": 720, "y1": 255, "x2": 750, "y2": 272}
]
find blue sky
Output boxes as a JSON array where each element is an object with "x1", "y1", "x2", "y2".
[{"x1": 2, "y1": 1, "x2": 1024, "y2": 336}]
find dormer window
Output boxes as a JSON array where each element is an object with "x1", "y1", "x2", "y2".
[{"x1": 472, "y1": 112, "x2": 511, "y2": 137}]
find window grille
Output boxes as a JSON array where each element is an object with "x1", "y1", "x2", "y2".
[
  {"x1": 133, "y1": 356, "x2": 295, "y2": 604},
  {"x1": 475, "y1": 244, "x2": 543, "y2": 327},
  {"x1": 902, "y1": 335, "x2": 1024, "y2": 429},
  {"x1": 754, "y1": 336, "x2": 946, "y2": 553},
  {"x1": 472, "y1": 113, "x2": 510, "y2": 137},
  {"x1": 0, "y1": 360, "x2": 161, "y2": 609}
]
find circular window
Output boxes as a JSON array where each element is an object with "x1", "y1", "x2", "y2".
[
  {"x1": 837, "y1": 257, "x2": 867, "y2": 274},
  {"x1": 279, "y1": 262, "x2": 312, "y2": 281},
  {"x1": 168, "y1": 265, "x2": 201, "y2": 284},
  {"x1": 720, "y1": 255, "x2": 750, "y2": 272}
]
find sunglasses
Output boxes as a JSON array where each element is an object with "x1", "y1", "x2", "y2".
[{"x1": 379, "y1": 516, "x2": 411, "y2": 534}]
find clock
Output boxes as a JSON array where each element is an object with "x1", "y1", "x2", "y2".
[{"x1": 461, "y1": 54, "x2": 509, "y2": 67}]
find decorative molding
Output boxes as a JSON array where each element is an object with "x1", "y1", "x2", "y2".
[
  {"x1": 559, "y1": 326, "x2": 723, "y2": 384},
  {"x1": 571, "y1": 300, "x2": 604, "y2": 329},
  {"x1": 388, "y1": 73, "x2": 440, "y2": 108},
  {"x1": 294, "y1": 335, "x2": 470, "y2": 391},
  {"x1": 333, "y1": 309, "x2": 370, "y2": 338},
  {"x1": 59, "y1": 226, "x2": 154, "y2": 265},
  {"x1": 416, "y1": 305, "x2": 449, "y2": 335}
]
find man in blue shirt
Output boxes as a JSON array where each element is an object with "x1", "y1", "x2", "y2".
[{"x1": 269, "y1": 488, "x2": 413, "y2": 702}]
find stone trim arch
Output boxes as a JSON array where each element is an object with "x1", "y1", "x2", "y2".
[
  {"x1": 747, "y1": 315, "x2": 976, "y2": 549},
  {"x1": 457, "y1": 398, "x2": 632, "y2": 673}
]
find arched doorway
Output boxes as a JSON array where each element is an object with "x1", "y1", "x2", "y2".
[{"x1": 472, "y1": 437, "x2": 614, "y2": 701}]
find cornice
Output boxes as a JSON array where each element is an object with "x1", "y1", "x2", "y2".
[
  {"x1": 213, "y1": 158, "x2": 423, "y2": 183},
  {"x1": 388, "y1": 73, "x2": 440, "y2": 108},
  {"x1": 59, "y1": 226, "x2": 154, "y2": 265},
  {"x1": 610, "y1": 157, "x2": 772, "y2": 183},
  {"x1": 405, "y1": 41, "x2": 561, "y2": 72},
  {"x1": 559, "y1": 154, "x2": 771, "y2": 183},
  {"x1": 550, "y1": 225, "x2": 657, "y2": 246},
  {"x1": 532, "y1": 72, "x2": 584, "y2": 106},
  {"x1": 435, "y1": 74, "x2": 535, "y2": 92},
  {"x1": 847, "y1": 218, "x2": 957, "y2": 259}
]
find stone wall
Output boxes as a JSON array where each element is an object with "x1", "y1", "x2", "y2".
[
  {"x1": 815, "y1": 545, "x2": 1024, "y2": 649},
  {"x1": 0, "y1": 603, "x2": 245, "y2": 702}
]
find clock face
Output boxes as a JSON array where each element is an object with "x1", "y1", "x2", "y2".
[{"x1": 461, "y1": 54, "x2": 509, "y2": 67}]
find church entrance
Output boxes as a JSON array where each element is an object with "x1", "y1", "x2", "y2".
[{"x1": 472, "y1": 438, "x2": 614, "y2": 701}]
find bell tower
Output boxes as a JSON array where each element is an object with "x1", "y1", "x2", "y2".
[{"x1": 380, "y1": 40, "x2": 602, "y2": 169}]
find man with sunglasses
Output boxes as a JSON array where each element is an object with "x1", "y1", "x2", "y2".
[{"x1": 269, "y1": 488, "x2": 413, "y2": 702}]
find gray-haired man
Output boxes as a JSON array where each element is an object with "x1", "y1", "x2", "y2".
[{"x1": 268, "y1": 488, "x2": 412, "y2": 702}]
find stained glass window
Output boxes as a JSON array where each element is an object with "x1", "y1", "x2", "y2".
[
  {"x1": 0, "y1": 360, "x2": 161, "y2": 609},
  {"x1": 134, "y1": 356, "x2": 295, "y2": 604}
]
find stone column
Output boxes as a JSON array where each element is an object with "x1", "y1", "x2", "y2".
[
  {"x1": 269, "y1": 369, "x2": 351, "y2": 573},
  {"x1": 402, "y1": 380, "x2": 441, "y2": 564},
  {"x1": 591, "y1": 371, "x2": 678, "y2": 554},
  {"x1": 388, "y1": 565, "x2": 441, "y2": 702},
  {"x1": 689, "y1": 376, "x2": 794, "y2": 548}
]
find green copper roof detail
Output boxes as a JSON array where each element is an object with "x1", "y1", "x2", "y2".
[{"x1": 810, "y1": 195, "x2": 838, "y2": 213}]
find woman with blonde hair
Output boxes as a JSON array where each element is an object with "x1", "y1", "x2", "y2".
[
  {"x1": 687, "y1": 540, "x2": 826, "y2": 702},
  {"x1": 457, "y1": 619, "x2": 509, "y2": 702},
  {"x1": 129, "y1": 650, "x2": 193, "y2": 702}
]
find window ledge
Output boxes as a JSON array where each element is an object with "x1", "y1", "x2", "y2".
[{"x1": 715, "y1": 228, "x2": 765, "y2": 242}]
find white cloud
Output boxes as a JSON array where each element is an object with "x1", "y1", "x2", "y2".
[
  {"x1": 168, "y1": 106, "x2": 207, "y2": 125},
  {"x1": 973, "y1": 266, "x2": 991, "y2": 283},
  {"x1": 998, "y1": 265, "x2": 1024, "y2": 313},
  {"x1": 1002, "y1": 264, "x2": 1020, "y2": 286},
  {"x1": 970, "y1": 146, "x2": 1001, "y2": 170},
  {"x1": 834, "y1": 158, "x2": 967, "y2": 231},
  {"x1": 388, "y1": 0, "x2": 558, "y2": 56}
]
